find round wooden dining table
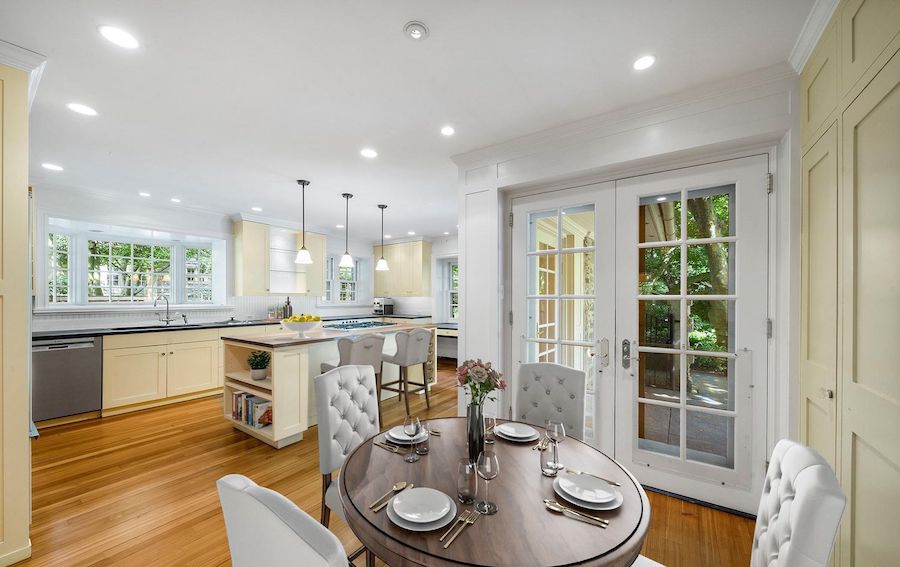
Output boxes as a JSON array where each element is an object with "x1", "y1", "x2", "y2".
[{"x1": 339, "y1": 417, "x2": 650, "y2": 567}]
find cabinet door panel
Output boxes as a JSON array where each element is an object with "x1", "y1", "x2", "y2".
[
  {"x1": 801, "y1": 21, "x2": 839, "y2": 147},
  {"x1": 234, "y1": 221, "x2": 270, "y2": 295},
  {"x1": 167, "y1": 340, "x2": 218, "y2": 396},
  {"x1": 103, "y1": 346, "x2": 167, "y2": 408},
  {"x1": 841, "y1": 0, "x2": 900, "y2": 94}
]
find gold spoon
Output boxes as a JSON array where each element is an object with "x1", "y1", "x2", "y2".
[{"x1": 369, "y1": 481, "x2": 407, "y2": 509}]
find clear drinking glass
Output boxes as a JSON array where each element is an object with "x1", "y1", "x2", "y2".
[
  {"x1": 540, "y1": 438, "x2": 558, "y2": 477},
  {"x1": 403, "y1": 416, "x2": 421, "y2": 463},
  {"x1": 484, "y1": 413, "x2": 497, "y2": 445},
  {"x1": 457, "y1": 458, "x2": 477, "y2": 504},
  {"x1": 416, "y1": 427, "x2": 430, "y2": 455},
  {"x1": 546, "y1": 419, "x2": 566, "y2": 470},
  {"x1": 475, "y1": 450, "x2": 500, "y2": 515}
]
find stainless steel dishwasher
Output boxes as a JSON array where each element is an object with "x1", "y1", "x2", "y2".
[{"x1": 32, "y1": 336, "x2": 103, "y2": 421}]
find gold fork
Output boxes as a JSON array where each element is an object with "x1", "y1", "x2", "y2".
[
  {"x1": 439, "y1": 510, "x2": 472, "y2": 541},
  {"x1": 443, "y1": 510, "x2": 479, "y2": 549}
]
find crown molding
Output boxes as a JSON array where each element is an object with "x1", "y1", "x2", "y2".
[
  {"x1": 0, "y1": 39, "x2": 47, "y2": 111},
  {"x1": 788, "y1": 0, "x2": 839, "y2": 73}
]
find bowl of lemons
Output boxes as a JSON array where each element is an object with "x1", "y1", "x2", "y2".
[{"x1": 281, "y1": 314, "x2": 322, "y2": 337}]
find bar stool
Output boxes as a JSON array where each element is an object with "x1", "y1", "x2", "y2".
[
  {"x1": 320, "y1": 334, "x2": 387, "y2": 427},
  {"x1": 381, "y1": 328, "x2": 432, "y2": 416}
]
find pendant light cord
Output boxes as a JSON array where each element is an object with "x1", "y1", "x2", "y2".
[
  {"x1": 345, "y1": 195, "x2": 349, "y2": 253},
  {"x1": 301, "y1": 183, "x2": 306, "y2": 248}
]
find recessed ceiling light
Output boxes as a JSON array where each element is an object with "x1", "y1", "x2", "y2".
[
  {"x1": 443, "y1": 231, "x2": 450, "y2": 235},
  {"x1": 139, "y1": 192, "x2": 151, "y2": 197},
  {"x1": 384, "y1": 234, "x2": 392, "y2": 239},
  {"x1": 98, "y1": 25, "x2": 140, "y2": 49},
  {"x1": 403, "y1": 21, "x2": 429, "y2": 41},
  {"x1": 170, "y1": 197, "x2": 181, "y2": 203},
  {"x1": 251, "y1": 206, "x2": 262, "y2": 212},
  {"x1": 441, "y1": 125, "x2": 455, "y2": 136},
  {"x1": 633, "y1": 55, "x2": 656, "y2": 71},
  {"x1": 656, "y1": 196, "x2": 667, "y2": 202},
  {"x1": 66, "y1": 102, "x2": 98, "y2": 116},
  {"x1": 407, "y1": 231, "x2": 416, "y2": 236},
  {"x1": 41, "y1": 163, "x2": 63, "y2": 171},
  {"x1": 360, "y1": 148, "x2": 378, "y2": 159},
  {"x1": 336, "y1": 224, "x2": 344, "y2": 229}
]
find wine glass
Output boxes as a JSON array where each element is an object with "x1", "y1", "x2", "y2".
[
  {"x1": 475, "y1": 450, "x2": 500, "y2": 515},
  {"x1": 403, "y1": 416, "x2": 421, "y2": 463},
  {"x1": 546, "y1": 419, "x2": 566, "y2": 470}
]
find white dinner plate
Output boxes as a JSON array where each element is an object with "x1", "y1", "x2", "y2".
[
  {"x1": 386, "y1": 494, "x2": 457, "y2": 532},
  {"x1": 556, "y1": 472, "x2": 616, "y2": 504},
  {"x1": 495, "y1": 422, "x2": 537, "y2": 438},
  {"x1": 386, "y1": 426, "x2": 428, "y2": 445},
  {"x1": 495, "y1": 429, "x2": 540, "y2": 443},
  {"x1": 392, "y1": 487, "x2": 453, "y2": 523},
  {"x1": 553, "y1": 477, "x2": 624, "y2": 511}
]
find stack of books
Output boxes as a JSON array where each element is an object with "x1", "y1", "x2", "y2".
[{"x1": 231, "y1": 390, "x2": 273, "y2": 429}]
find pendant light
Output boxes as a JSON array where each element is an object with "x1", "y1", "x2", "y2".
[
  {"x1": 294, "y1": 179, "x2": 313, "y2": 264},
  {"x1": 375, "y1": 204, "x2": 390, "y2": 271},
  {"x1": 339, "y1": 193, "x2": 354, "y2": 268}
]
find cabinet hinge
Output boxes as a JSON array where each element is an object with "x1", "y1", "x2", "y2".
[
  {"x1": 766, "y1": 173, "x2": 774, "y2": 194},
  {"x1": 766, "y1": 318, "x2": 773, "y2": 339},
  {"x1": 508, "y1": 212, "x2": 514, "y2": 228},
  {"x1": 508, "y1": 310, "x2": 513, "y2": 325}
]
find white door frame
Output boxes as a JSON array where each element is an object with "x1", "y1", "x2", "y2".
[{"x1": 614, "y1": 155, "x2": 769, "y2": 513}]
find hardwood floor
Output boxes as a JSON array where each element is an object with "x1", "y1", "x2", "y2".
[{"x1": 25, "y1": 359, "x2": 754, "y2": 566}]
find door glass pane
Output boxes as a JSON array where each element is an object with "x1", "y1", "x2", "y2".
[
  {"x1": 687, "y1": 355, "x2": 733, "y2": 410},
  {"x1": 688, "y1": 300, "x2": 734, "y2": 352},
  {"x1": 527, "y1": 341, "x2": 557, "y2": 364},
  {"x1": 687, "y1": 243, "x2": 734, "y2": 295},
  {"x1": 686, "y1": 411, "x2": 734, "y2": 468},
  {"x1": 559, "y1": 344, "x2": 594, "y2": 391},
  {"x1": 561, "y1": 205, "x2": 594, "y2": 248},
  {"x1": 638, "y1": 352, "x2": 680, "y2": 403},
  {"x1": 639, "y1": 246, "x2": 681, "y2": 294},
  {"x1": 560, "y1": 252, "x2": 594, "y2": 295},
  {"x1": 527, "y1": 255, "x2": 557, "y2": 295},
  {"x1": 527, "y1": 299, "x2": 556, "y2": 340},
  {"x1": 638, "y1": 403, "x2": 680, "y2": 457},
  {"x1": 529, "y1": 210, "x2": 558, "y2": 252},
  {"x1": 687, "y1": 185, "x2": 734, "y2": 239},
  {"x1": 560, "y1": 299, "x2": 594, "y2": 342},
  {"x1": 639, "y1": 192, "x2": 681, "y2": 243},
  {"x1": 639, "y1": 300, "x2": 681, "y2": 348}
]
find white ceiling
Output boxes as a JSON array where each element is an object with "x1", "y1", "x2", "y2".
[{"x1": 0, "y1": 0, "x2": 815, "y2": 242}]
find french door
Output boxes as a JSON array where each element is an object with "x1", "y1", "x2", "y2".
[
  {"x1": 511, "y1": 156, "x2": 769, "y2": 513},
  {"x1": 511, "y1": 182, "x2": 616, "y2": 452}
]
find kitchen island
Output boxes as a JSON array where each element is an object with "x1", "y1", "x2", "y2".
[{"x1": 220, "y1": 322, "x2": 437, "y2": 448}]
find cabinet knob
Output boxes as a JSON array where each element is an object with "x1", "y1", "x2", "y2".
[
  {"x1": 170, "y1": 351, "x2": 174, "y2": 355},
  {"x1": 822, "y1": 388, "x2": 835, "y2": 399},
  {"x1": 161, "y1": 352, "x2": 166, "y2": 357}
]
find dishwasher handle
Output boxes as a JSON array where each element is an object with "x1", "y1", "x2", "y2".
[{"x1": 33, "y1": 338, "x2": 99, "y2": 352}]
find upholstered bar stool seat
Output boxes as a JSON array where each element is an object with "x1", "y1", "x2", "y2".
[
  {"x1": 319, "y1": 334, "x2": 386, "y2": 426},
  {"x1": 381, "y1": 328, "x2": 432, "y2": 416}
]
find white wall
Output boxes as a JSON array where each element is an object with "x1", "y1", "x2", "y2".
[{"x1": 452, "y1": 62, "x2": 800, "y2": 447}]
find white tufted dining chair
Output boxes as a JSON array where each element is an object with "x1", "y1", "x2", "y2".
[
  {"x1": 632, "y1": 439, "x2": 846, "y2": 567},
  {"x1": 217, "y1": 474, "x2": 348, "y2": 567},
  {"x1": 320, "y1": 335, "x2": 387, "y2": 426},
  {"x1": 381, "y1": 328, "x2": 433, "y2": 416},
  {"x1": 514, "y1": 363, "x2": 586, "y2": 441}
]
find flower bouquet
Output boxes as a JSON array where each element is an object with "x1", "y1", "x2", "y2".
[{"x1": 457, "y1": 359, "x2": 506, "y2": 462}]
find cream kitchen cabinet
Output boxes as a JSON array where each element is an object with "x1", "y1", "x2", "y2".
[
  {"x1": 234, "y1": 219, "x2": 326, "y2": 296},
  {"x1": 103, "y1": 328, "x2": 221, "y2": 412},
  {"x1": 374, "y1": 241, "x2": 432, "y2": 297}
]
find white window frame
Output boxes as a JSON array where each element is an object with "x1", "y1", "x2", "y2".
[
  {"x1": 320, "y1": 255, "x2": 364, "y2": 305},
  {"x1": 448, "y1": 261, "x2": 459, "y2": 321}
]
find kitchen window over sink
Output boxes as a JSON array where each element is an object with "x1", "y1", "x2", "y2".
[
  {"x1": 323, "y1": 256, "x2": 360, "y2": 304},
  {"x1": 39, "y1": 217, "x2": 226, "y2": 308}
]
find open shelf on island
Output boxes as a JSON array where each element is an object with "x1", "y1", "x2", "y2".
[
  {"x1": 224, "y1": 415, "x2": 274, "y2": 440},
  {"x1": 224, "y1": 380, "x2": 273, "y2": 401},
  {"x1": 225, "y1": 370, "x2": 273, "y2": 391}
]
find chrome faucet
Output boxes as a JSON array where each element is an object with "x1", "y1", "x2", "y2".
[{"x1": 153, "y1": 295, "x2": 177, "y2": 325}]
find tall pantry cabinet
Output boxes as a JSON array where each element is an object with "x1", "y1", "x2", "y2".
[{"x1": 799, "y1": 1, "x2": 900, "y2": 565}]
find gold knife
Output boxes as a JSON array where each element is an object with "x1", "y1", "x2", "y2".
[
  {"x1": 565, "y1": 468, "x2": 621, "y2": 487},
  {"x1": 443, "y1": 510, "x2": 479, "y2": 549},
  {"x1": 373, "y1": 483, "x2": 413, "y2": 513}
]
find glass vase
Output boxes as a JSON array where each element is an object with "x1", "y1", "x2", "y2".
[{"x1": 467, "y1": 403, "x2": 485, "y2": 463}]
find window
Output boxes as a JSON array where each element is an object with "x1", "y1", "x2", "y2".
[
  {"x1": 323, "y1": 256, "x2": 359, "y2": 304},
  {"x1": 88, "y1": 239, "x2": 172, "y2": 303},
  {"x1": 47, "y1": 233, "x2": 71, "y2": 304},
  {"x1": 184, "y1": 247, "x2": 213, "y2": 303},
  {"x1": 448, "y1": 262, "x2": 459, "y2": 320}
]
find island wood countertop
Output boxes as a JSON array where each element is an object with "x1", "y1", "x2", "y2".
[{"x1": 220, "y1": 322, "x2": 437, "y2": 349}]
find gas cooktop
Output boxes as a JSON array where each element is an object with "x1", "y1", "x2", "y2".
[{"x1": 322, "y1": 321, "x2": 398, "y2": 331}]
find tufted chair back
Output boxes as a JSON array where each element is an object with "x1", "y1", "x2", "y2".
[
  {"x1": 390, "y1": 328, "x2": 432, "y2": 367},
  {"x1": 315, "y1": 365, "x2": 380, "y2": 475},
  {"x1": 514, "y1": 363, "x2": 585, "y2": 440},
  {"x1": 217, "y1": 474, "x2": 348, "y2": 567},
  {"x1": 751, "y1": 439, "x2": 845, "y2": 567},
  {"x1": 336, "y1": 335, "x2": 385, "y2": 374}
]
